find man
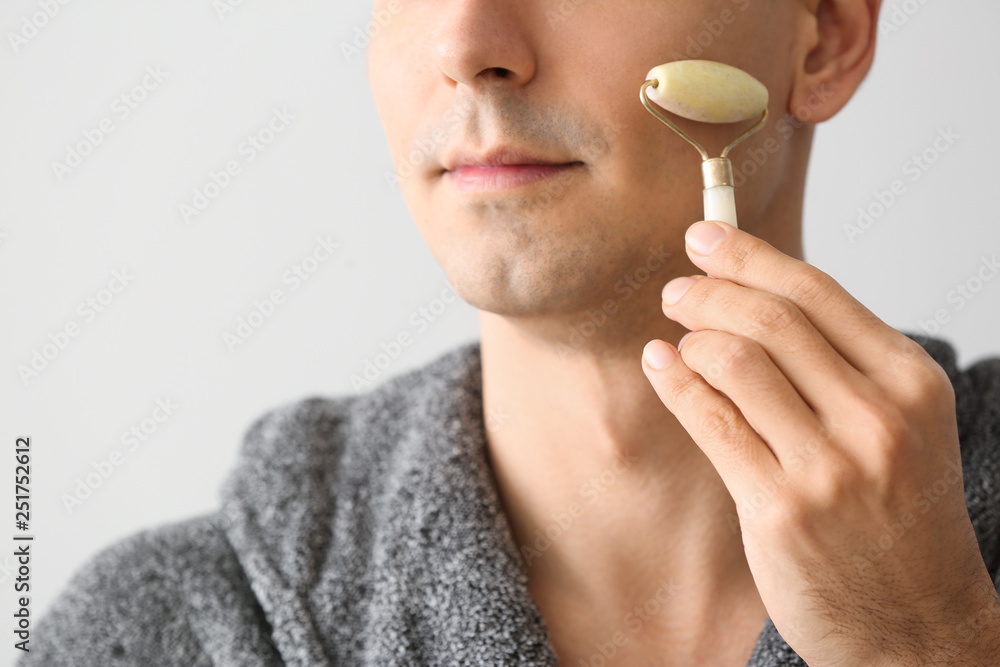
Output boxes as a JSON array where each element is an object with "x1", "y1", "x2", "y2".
[{"x1": 23, "y1": 0, "x2": 1000, "y2": 665}]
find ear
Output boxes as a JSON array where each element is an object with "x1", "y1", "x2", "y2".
[{"x1": 788, "y1": 0, "x2": 882, "y2": 123}]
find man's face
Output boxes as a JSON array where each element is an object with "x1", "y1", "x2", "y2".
[{"x1": 369, "y1": 1, "x2": 801, "y2": 319}]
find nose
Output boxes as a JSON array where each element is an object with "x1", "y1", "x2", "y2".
[{"x1": 432, "y1": 0, "x2": 536, "y2": 93}]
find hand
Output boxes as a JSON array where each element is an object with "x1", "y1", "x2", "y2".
[{"x1": 640, "y1": 220, "x2": 1000, "y2": 666}]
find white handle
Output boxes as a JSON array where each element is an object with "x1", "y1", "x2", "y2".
[{"x1": 703, "y1": 184, "x2": 738, "y2": 229}]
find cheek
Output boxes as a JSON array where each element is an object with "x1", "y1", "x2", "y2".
[
  {"x1": 555, "y1": 11, "x2": 712, "y2": 176},
  {"x1": 368, "y1": 15, "x2": 435, "y2": 162},
  {"x1": 566, "y1": 9, "x2": 794, "y2": 222},
  {"x1": 572, "y1": 81, "x2": 705, "y2": 221},
  {"x1": 367, "y1": 44, "x2": 400, "y2": 142}
]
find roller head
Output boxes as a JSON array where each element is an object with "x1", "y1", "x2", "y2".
[{"x1": 644, "y1": 60, "x2": 768, "y2": 124}]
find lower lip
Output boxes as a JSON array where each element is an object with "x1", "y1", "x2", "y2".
[{"x1": 446, "y1": 163, "x2": 581, "y2": 193}]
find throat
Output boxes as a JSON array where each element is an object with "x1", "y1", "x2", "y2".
[{"x1": 531, "y1": 574, "x2": 770, "y2": 667}]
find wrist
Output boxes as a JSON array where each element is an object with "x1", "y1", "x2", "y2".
[{"x1": 927, "y1": 588, "x2": 1000, "y2": 667}]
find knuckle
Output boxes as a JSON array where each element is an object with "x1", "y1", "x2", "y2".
[
  {"x1": 885, "y1": 335, "x2": 928, "y2": 372},
  {"x1": 768, "y1": 491, "x2": 812, "y2": 530},
  {"x1": 676, "y1": 329, "x2": 705, "y2": 355},
  {"x1": 866, "y1": 448, "x2": 907, "y2": 499},
  {"x1": 902, "y1": 357, "x2": 955, "y2": 409},
  {"x1": 697, "y1": 401, "x2": 744, "y2": 443},
  {"x1": 667, "y1": 372, "x2": 703, "y2": 407},
  {"x1": 806, "y1": 453, "x2": 858, "y2": 509},
  {"x1": 715, "y1": 338, "x2": 765, "y2": 380},
  {"x1": 856, "y1": 401, "x2": 912, "y2": 452},
  {"x1": 885, "y1": 338, "x2": 956, "y2": 405},
  {"x1": 745, "y1": 298, "x2": 801, "y2": 338},
  {"x1": 778, "y1": 268, "x2": 835, "y2": 312},
  {"x1": 725, "y1": 242, "x2": 762, "y2": 278}
]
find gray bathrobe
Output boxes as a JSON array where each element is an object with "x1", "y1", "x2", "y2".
[{"x1": 19, "y1": 333, "x2": 1000, "y2": 665}]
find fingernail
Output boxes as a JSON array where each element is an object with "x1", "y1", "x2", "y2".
[
  {"x1": 643, "y1": 340, "x2": 677, "y2": 370},
  {"x1": 677, "y1": 332, "x2": 693, "y2": 351},
  {"x1": 686, "y1": 221, "x2": 727, "y2": 255},
  {"x1": 662, "y1": 276, "x2": 697, "y2": 306}
]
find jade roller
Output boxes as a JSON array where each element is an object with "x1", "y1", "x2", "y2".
[{"x1": 640, "y1": 60, "x2": 769, "y2": 228}]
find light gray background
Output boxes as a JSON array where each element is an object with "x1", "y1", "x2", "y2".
[{"x1": 1, "y1": 1, "x2": 998, "y2": 664}]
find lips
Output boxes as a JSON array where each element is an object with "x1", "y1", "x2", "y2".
[
  {"x1": 447, "y1": 164, "x2": 581, "y2": 193},
  {"x1": 443, "y1": 146, "x2": 571, "y2": 171},
  {"x1": 442, "y1": 147, "x2": 583, "y2": 193}
]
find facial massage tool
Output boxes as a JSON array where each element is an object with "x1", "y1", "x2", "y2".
[{"x1": 640, "y1": 60, "x2": 769, "y2": 229}]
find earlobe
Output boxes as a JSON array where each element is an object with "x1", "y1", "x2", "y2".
[{"x1": 788, "y1": 0, "x2": 881, "y2": 123}]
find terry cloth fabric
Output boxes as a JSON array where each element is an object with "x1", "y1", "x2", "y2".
[{"x1": 19, "y1": 332, "x2": 1000, "y2": 666}]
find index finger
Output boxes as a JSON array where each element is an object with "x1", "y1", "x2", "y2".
[{"x1": 681, "y1": 220, "x2": 917, "y2": 381}]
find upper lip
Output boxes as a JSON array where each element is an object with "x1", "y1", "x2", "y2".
[{"x1": 443, "y1": 146, "x2": 579, "y2": 172}]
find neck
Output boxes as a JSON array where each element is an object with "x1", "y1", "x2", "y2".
[{"x1": 479, "y1": 195, "x2": 804, "y2": 655}]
